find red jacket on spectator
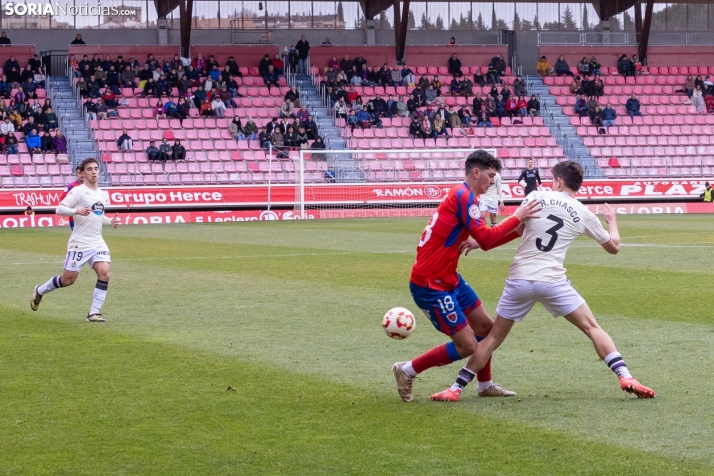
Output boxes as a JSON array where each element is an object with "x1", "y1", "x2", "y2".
[
  {"x1": 273, "y1": 57, "x2": 284, "y2": 70},
  {"x1": 347, "y1": 90, "x2": 360, "y2": 103},
  {"x1": 516, "y1": 99, "x2": 528, "y2": 110},
  {"x1": 192, "y1": 56, "x2": 206, "y2": 74},
  {"x1": 506, "y1": 98, "x2": 518, "y2": 112}
]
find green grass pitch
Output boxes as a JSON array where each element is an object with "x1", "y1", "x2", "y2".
[{"x1": 1, "y1": 215, "x2": 713, "y2": 475}]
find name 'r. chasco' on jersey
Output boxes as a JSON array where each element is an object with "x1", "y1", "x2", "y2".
[{"x1": 537, "y1": 197, "x2": 581, "y2": 222}]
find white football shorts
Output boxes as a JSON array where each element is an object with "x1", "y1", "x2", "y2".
[
  {"x1": 479, "y1": 201, "x2": 498, "y2": 214},
  {"x1": 63, "y1": 247, "x2": 111, "y2": 272},
  {"x1": 496, "y1": 278, "x2": 586, "y2": 322}
]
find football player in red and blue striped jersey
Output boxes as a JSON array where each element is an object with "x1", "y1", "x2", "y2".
[{"x1": 392, "y1": 150, "x2": 541, "y2": 402}]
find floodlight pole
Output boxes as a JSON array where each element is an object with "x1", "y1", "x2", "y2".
[
  {"x1": 178, "y1": 0, "x2": 194, "y2": 58},
  {"x1": 393, "y1": 0, "x2": 410, "y2": 63},
  {"x1": 638, "y1": 0, "x2": 655, "y2": 63}
]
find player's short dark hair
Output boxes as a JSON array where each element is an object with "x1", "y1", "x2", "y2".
[
  {"x1": 79, "y1": 157, "x2": 99, "y2": 171},
  {"x1": 552, "y1": 160, "x2": 584, "y2": 191},
  {"x1": 465, "y1": 150, "x2": 502, "y2": 175},
  {"x1": 75, "y1": 165, "x2": 83, "y2": 172}
]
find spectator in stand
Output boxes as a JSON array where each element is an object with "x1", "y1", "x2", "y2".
[
  {"x1": 485, "y1": 63, "x2": 499, "y2": 86},
  {"x1": 146, "y1": 140, "x2": 161, "y2": 160},
  {"x1": 229, "y1": 117, "x2": 245, "y2": 140},
  {"x1": 20, "y1": 65, "x2": 34, "y2": 84},
  {"x1": 457, "y1": 105, "x2": 472, "y2": 126},
  {"x1": 472, "y1": 68, "x2": 485, "y2": 88},
  {"x1": 406, "y1": 92, "x2": 421, "y2": 114},
  {"x1": 402, "y1": 64, "x2": 416, "y2": 87},
  {"x1": 424, "y1": 84, "x2": 438, "y2": 104},
  {"x1": 272, "y1": 54, "x2": 284, "y2": 76},
  {"x1": 13, "y1": 87, "x2": 26, "y2": 105},
  {"x1": 692, "y1": 86, "x2": 706, "y2": 112},
  {"x1": 409, "y1": 115, "x2": 425, "y2": 139},
  {"x1": 101, "y1": 88, "x2": 117, "y2": 109},
  {"x1": 22, "y1": 115, "x2": 39, "y2": 135},
  {"x1": 210, "y1": 96, "x2": 225, "y2": 118},
  {"x1": 43, "y1": 107, "x2": 58, "y2": 131},
  {"x1": 0, "y1": 75, "x2": 11, "y2": 99},
  {"x1": 0, "y1": 31, "x2": 10, "y2": 44},
  {"x1": 392, "y1": 96, "x2": 408, "y2": 117},
  {"x1": 263, "y1": 64, "x2": 279, "y2": 92},
  {"x1": 491, "y1": 54, "x2": 507, "y2": 82},
  {"x1": 296, "y1": 126, "x2": 309, "y2": 148},
  {"x1": 417, "y1": 74, "x2": 430, "y2": 90},
  {"x1": 593, "y1": 76, "x2": 604, "y2": 97},
  {"x1": 175, "y1": 97, "x2": 190, "y2": 125},
  {"x1": 346, "y1": 109, "x2": 359, "y2": 131},
  {"x1": 154, "y1": 99, "x2": 166, "y2": 120},
  {"x1": 241, "y1": 117, "x2": 257, "y2": 141},
  {"x1": 156, "y1": 74, "x2": 171, "y2": 97},
  {"x1": 71, "y1": 34, "x2": 86, "y2": 45},
  {"x1": 94, "y1": 99, "x2": 109, "y2": 120},
  {"x1": 83, "y1": 98, "x2": 97, "y2": 120},
  {"x1": 311, "y1": 135, "x2": 326, "y2": 152},
  {"x1": 450, "y1": 76, "x2": 461, "y2": 96},
  {"x1": 389, "y1": 64, "x2": 402, "y2": 86},
  {"x1": 142, "y1": 77, "x2": 157, "y2": 98},
  {"x1": 284, "y1": 125, "x2": 298, "y2": 149},
  {"x1": 570, "y1": 76, "x2": 582, "y2": 95},
  {"x1": 334, "y1": 97, "x2": 348, "y2": 119},
  {"x1": 459, "y1": 75, "x2": 474, "y2": 98},
  {"x1": 373, "y1": 94, "x2": 388, "y2": 118},
  {"x1": 617, "y1": 54, "x2": 632, "y2": 77},
  {"x1": 280, "y1": 98, "x2": 296, "y2": 119},
  {"x1": 432, "y1": 114, "x2": 449, "y2": 138},
  {"x1": 587, "y1": 96, "x2": 599, "y2": 116},
  {"x1": 218, "y1": 86, "x2": 237, "y2": 109},
  {"x1": 695, "y1": 74, "x2": 705, "y2": 91},
  {"x1": 296, "y1": 35, "x2": 310, "y2": 75},
  {"x1": 578, "y1": 57, "x2": 590, "y2": 76},
  {"x1": 580, "y1": 75, "x2": 594, "y2": 96},
  {"x1": 512, "y1": 75, "x2": 527, "y2": 97},
  {"x1": 684, "y1": 75, "x2": 695, "y2": 98},
  {"x1": 476, "y1": 105, "x2": 493, "y2": 127},
  {"x1": 41, "y1": 132, "x2": 55, "y2": 153},
  {"x1": 5, "y1": 131, "x2": 18, "y2": 154},
  {"x1": 429, "y1": 76, "x2": 441, "y2": 97},
  {"x1": 626, "y1": 94, "x2": 642, "y2": 119},
  {"x1": 527, "y1": 94, "x2": 540, "y2": 117},
  {"x1": 537, "y1": 56, "x2": 551, "y2": 77},
  {"x1": 448, "y1": 54, "x2": 463, "y2": 77},
  {"x1": 159, "y1": 138, "x2": 173, "y2": 160},
  {"x1": 705, "y1": 93, "x2": 714, "y2": 113},
  {"x1": 554, "y1": 55, "x2": 574, "y2": 77},
  {"x1": 22, "y1": 77, "x2": 38, "y2": 99},
  {"x1": 447, "y1": 105, "x2": 462, "y2": 133},
  {"x1": 516, "y1": 94, "x2": 528, "y2": 117},
  {"x1": 169, "y1": 140, "x2": 185, "y2": 160},
  {"x1": 631, "y1": 55, "x2": 642, "y2": 76},
  {"x1": 601, "y1": 103, "x2": 617, "y2": 130},
  {"x1": 505, "y1": 96, "x2": 518, "y2": 118},
  {"x1": 192, "y1": 53, "x2": 206, "y2": 76},
  {"x1": 589, "y1": 56, "x2": 601, "y2": 75},
  {"x1": 494, "y1": 94, "x2": 507, "y2": 119},
  {"x1": 121, "y1": 65, "x2": 137, "y2": 93},
  {"x1": 53, "y1": 130, "x2": 67, "y2": 154},
  {"x1": 447, "y1": 37, "x2": 458, "y2": 46},
  {"x1": 379, "y1": 64, "x2": 393, "y2": 86},
  {"x1": 574, "y1": 94, "x2": 588, "y2": 117},
  {"x1": 26, "y1": 129, "x2": 41, "y2": 156},
  {"x1": 328, "y1": 56, "x2": 340, "y2": 71},
  {"x1": 117, "y1": 129, "x2": 133, "y2": 151}
]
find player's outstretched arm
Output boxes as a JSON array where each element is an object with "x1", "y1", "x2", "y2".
[
  {"x1": 471, "y1": 200, "x2": 541, "y2": 251},
  {"x1": 601, "y1": 203, "x2": 620, "y2": 254}
]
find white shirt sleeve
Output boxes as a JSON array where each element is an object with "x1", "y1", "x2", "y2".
[
  {"x1": 58, "y1": 187, "x2": 81, "y2": 214},
  {"x1": 582, "y1": 209, "x2": 611, "y2": 245},
  {"x1": 496, "y1": 174, "x2": 503, "y2": 201}
]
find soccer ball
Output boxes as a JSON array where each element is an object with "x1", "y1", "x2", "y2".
[{"x1": 382, "y1": 307, "x2": 416, "y2": 340}]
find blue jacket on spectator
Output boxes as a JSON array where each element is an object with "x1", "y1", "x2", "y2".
[
  {"x1": 625, "y1": 98, "x2": 640, "y2": 113},
  {"x1": 356, "y1": 109, "x2": 370, "y2": 122},
  {"x1": 263, "y1": 70, "x2": 279, "y2": 84},
  {"x1": 209, "y1": 69, "x2": 221, "y2": 81},
  {"x1": 601, "y1": 106, "x2": 617, "y2": 120},
  {"x1": 26, "y1": 132, "x2": 41, "y2": 149},
  {"x1": 22, "y1": 80, "x2": 37, "y2": 94}
]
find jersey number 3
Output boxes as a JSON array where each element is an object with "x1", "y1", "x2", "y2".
[{"x1": 536, "y1": 214, "x2": 564, "y2": 252}]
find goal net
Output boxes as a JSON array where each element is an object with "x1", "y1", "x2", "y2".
[{"x1": 295, "y1": 148, "x2": 497, "y2": 219}]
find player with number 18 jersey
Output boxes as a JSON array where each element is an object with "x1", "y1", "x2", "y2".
[{"x1": 391, "y1": 151, "x2": 541, "y2": 403}]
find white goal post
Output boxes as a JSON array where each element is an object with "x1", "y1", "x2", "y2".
[{"x1": 295, "y1": 148, "x2": 502, "y2": 219}]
